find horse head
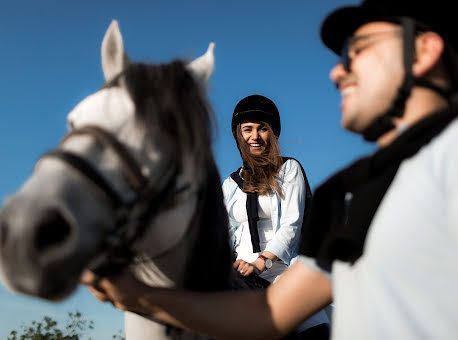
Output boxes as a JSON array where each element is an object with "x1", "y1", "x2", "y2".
[{"x1": 0, "y1": 20, "x2": 231, "y2": 312}]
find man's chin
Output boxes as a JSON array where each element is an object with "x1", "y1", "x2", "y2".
[{"x1": 341, "y1": 116, "x2": 366, "y2": 134}]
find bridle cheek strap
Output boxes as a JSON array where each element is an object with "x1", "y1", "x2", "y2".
[
  {"x1": 60, "y1": 125, "x2": 148, "y2": 191},
  {"x1": 38, "y1": 125, "x2": 183, "y2": 276},
  {"x1": 41, "y1": 149, "x2": 126, "y2": 207}
]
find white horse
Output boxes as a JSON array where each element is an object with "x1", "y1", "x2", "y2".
[{"x1": 0, "y1": 20, "x2": 233, "y2": 340}]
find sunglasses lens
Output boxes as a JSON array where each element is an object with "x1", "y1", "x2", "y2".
[{"x1": 340, "y1": 39, "x2": 351, "y2": 71}]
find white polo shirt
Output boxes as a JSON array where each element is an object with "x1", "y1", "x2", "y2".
[{"x1": 300, "y1": 117, "x2": 458, "y2": 339}]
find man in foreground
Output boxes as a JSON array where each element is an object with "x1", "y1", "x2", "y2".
[{"x1": 83, "y1": 1, "x2": 458, "y2": 339}]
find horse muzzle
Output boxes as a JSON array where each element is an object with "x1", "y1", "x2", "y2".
[{"x1": 0, "y1": 194, "x2": 96, "y2": 300}]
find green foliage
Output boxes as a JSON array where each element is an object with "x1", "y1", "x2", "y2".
[
  {"x1": 111, "y1": 329, "x2": 125, "y2": 340},
  {"x1": 6, "y1": 310, "x2": 124, "y2": 340}
]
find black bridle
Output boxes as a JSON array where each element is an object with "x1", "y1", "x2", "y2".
[{"x1": 39, "y1": 125, "x2": 189, "y2": 276}]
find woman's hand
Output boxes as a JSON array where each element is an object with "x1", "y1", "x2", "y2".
[{"x1": 233, "y1": 259, "x2": 261, "y2": 276}]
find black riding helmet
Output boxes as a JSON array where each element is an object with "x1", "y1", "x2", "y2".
[
  {"x1": 231, "y1": 95, "x2": 281, "y2": 139},
  {"x1": 321, "y1": 0, "x2": 458, "y2": 141}
]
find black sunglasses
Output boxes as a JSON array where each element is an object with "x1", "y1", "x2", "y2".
[{"x1": 339, "y1": 30, "x2": 402, "y2": 71}]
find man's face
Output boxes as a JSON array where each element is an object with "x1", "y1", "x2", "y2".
[{"x1": 330, "y1": 21, "x2": 405, "y2": 134}]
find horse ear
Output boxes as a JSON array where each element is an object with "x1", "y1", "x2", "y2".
[
  {"x1": 101, "y1": 20, "x2": 131, "y2": 82},
  {"x1": 186, "y1": 42, "x2": 215, "y2": 86}
]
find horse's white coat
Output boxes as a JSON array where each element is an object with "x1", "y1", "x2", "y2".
[
  {"x1": 0, "y1": 19, "x2": 216, "y2": 340},
  {"x1": 68, "y1": 87, "x2": 134, "y2": 131}
]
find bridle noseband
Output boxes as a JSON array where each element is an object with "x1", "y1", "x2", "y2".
[{"x1": 39, "y1": 125, "x2": 189, "y2": 276}]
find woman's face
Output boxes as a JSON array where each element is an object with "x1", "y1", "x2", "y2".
[{"x1": 240, "y1": 121, "x2": 269, "y2": 155}]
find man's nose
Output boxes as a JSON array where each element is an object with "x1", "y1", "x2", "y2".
[{"x1": 330, "y1": 62, "x2": 347, "y2": 84}]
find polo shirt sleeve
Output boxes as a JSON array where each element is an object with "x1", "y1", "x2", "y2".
[{"x1": 443, "y1": 120, "x2": 458, "y2": 241}]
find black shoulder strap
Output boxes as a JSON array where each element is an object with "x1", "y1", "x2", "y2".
[
  {"x1": 230, "y1": 167, "x2": 261, "y2": 253},
  {"x1": 282, "y1": 157, "x2": 312, "y2": 196},
  {"x1": 230, "y1": 167, "x2": 244, "y2": 189},
  {"x1": 230, "y1": 158, "x2": 313, "y2": 249},
  {"x1": 231, "y1": 159, "x2": 313, "y2": 199}
]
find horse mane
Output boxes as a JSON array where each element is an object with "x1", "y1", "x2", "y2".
[
  {"x1": 183, "y1": 160, "x2": 233, "y2": 291},
  {"x1": 106, "y1": 61, "x2": 233, "y2": 291},
  {"x1": 106, "y1": 60, "x2": 215, "y2": 182}
]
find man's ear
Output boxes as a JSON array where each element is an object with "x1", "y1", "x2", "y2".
[{"x1": 413, "y1": 31, "x2": 445, "y2": 77}]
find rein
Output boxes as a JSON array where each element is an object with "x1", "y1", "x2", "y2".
[{"x1": 39, "y1": 125, "x2": 188, "y2": 276}]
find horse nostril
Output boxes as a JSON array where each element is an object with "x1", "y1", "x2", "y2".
[{"x1": 34, "y1": 210, "x2": 72, "y2": 253}]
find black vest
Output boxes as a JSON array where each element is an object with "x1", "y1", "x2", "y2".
[{"x1": 299, "y1": 107, "x2": 458, "y2": 271}]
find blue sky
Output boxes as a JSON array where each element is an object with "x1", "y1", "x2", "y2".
[{"x1": 0, "y1": 0, "x2": 372, "y2": 338}]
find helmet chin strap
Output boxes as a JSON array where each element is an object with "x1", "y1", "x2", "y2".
[
  {"x1": 363, "y1": 17, "x2": 416, "y2": 142},
  {"x1": 363, "y1": 17, "x2": 457, "y2": 142}
]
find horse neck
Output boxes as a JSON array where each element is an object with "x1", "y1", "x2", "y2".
[
  {"x1": 131, "y1": 159, "x2": 232, "y2": 291},
  {"x1": 130, "y1": 227, "x2": 199, "y2": 288}
]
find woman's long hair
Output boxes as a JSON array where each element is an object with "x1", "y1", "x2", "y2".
[{"x1": 236, "y1": 121, "x2": 284, "y2": 198}]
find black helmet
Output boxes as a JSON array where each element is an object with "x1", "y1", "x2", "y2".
[
  {"x1": 321, "y1": 0, "x2": 458, "y2": 56},
  {"x1": 231, "y1": 95, "x2": 281, "y2": 138},
  {"x1": 321, "y1": 0, "x2": 458, "y2": 142}
]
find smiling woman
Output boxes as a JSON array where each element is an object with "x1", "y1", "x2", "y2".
[
  {"x1": 232, "y1": 95, "x2": 283, "y2": 198},
  {"x1": 222, "y1": 94, "x2": 330, "y2": 338}
]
